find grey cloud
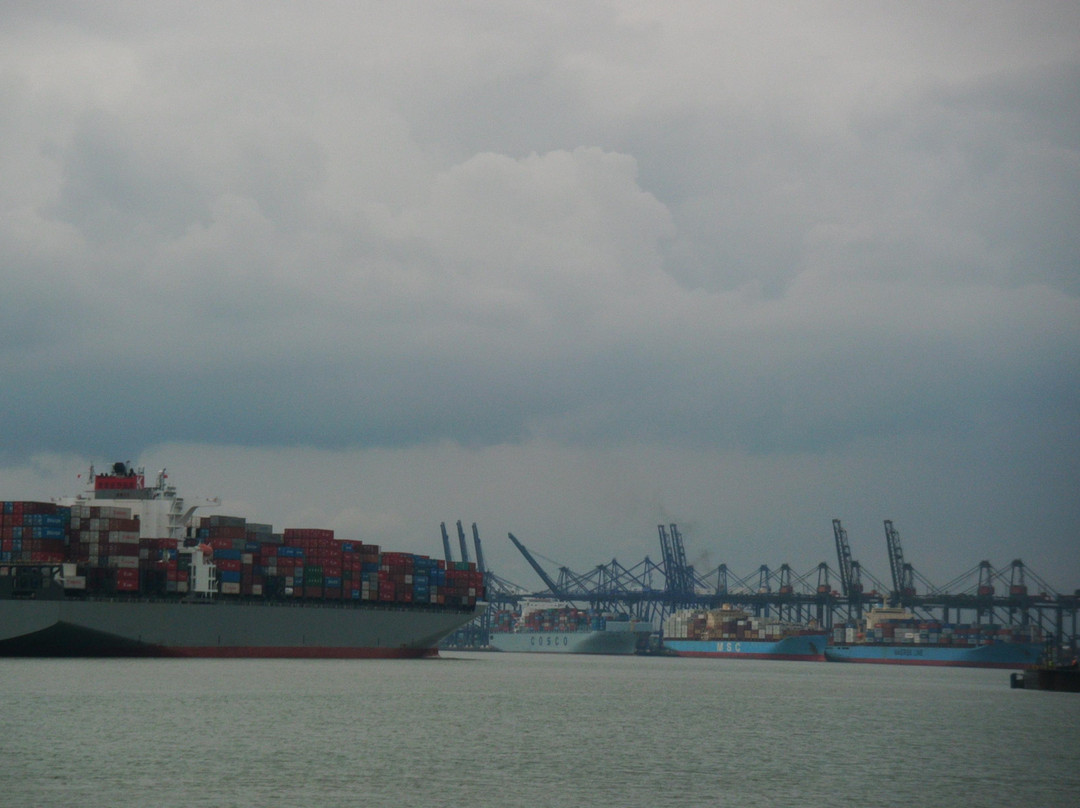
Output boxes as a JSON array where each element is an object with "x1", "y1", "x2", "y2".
[{"x1": 1, "y1": 3, "x2": 1077, "y2": 588}]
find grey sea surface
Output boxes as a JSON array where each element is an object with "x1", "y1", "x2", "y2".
[{"x1": 2, "y1": 652, "x2": 1078, "y2": 807}]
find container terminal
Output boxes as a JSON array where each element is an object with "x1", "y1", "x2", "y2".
[{"x1": 440, "y1": 519, "x2": 1078, "y2": 663}]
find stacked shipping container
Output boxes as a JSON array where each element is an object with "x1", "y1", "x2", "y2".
[
  {"x1": 831, "y1": 619, "x2": 1042, "y2": 647},
  {"x1": 1, "y1": 501, "x2": 69, "y2": 563},
  {"x1": 0, "y1": 501, "x2": 483, "y2": 609},
  {"x1": 663, "y1": 608, "x2": 817, "y2": 642},
  {"x1": 491, "y1": 606, "x2": 612, "y2": 633}
]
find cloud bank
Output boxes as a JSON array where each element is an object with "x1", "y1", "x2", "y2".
[{"x1": 1, "y1": 2, "x2": 1077, "y2": 589}]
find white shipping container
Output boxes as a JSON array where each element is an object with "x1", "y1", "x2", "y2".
[{"x1": 220, "y1": 582, "x2": 240, "y2": 595}]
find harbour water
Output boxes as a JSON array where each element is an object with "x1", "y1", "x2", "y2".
[{"x1": 2, "y1": 652, "x2": 1078, "y2": 807}]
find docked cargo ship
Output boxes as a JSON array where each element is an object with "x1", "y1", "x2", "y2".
[
  {"x1": 487, "y1": 602, "x2": 651, "y2": 655},
  {"x1": 825, "y1": 607, "x2": 1042, "y2": 668},
  {"x1": 661, "y1": 606, "x2": 827, "y2": 661},
  {"x1": 0, "y1": 463, "x2": 484, "y2": 657}
]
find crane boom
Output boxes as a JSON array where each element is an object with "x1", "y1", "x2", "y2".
[
  {"x1": 832, "y1": 519, "x2": 854, "y2": 597},
  {"x1": 884, "y1": 519, "x2": 912, "y2": 605},
  {"x1": 658, "y1": 525, "x2": 675, "y2": 587},
  {"x1": 670, "y1": 524, "x2": 692, "y2": 594},
  {"x1": 456, "y1": 520, "x2": 471, "y2": 564},
  {"x1": 833, "y1": 519, "x2": 865, "y2": 620},
  {"x1": 508, "y1": 532, "x2": 565, "y2": 598},
  {"x1": 440, "y1": 522, "x2": 453, "y2": 563},
  {"x1": 471, "y1": 522, "x2": 486, "y2": 574},
  {"x1": 658, "y1": 524, "x2": 694, "y2": 602}
]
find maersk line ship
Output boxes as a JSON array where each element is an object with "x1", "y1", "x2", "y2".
[
  {"x1": 0, "y1": 463, "x2": 483, "y2": 657},
  {"x1": 825, "y1": 607, "x2": 1042, "y2": 669}
]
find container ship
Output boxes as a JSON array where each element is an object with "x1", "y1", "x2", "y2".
[
  {"x1": 661, "y1": 606, "x2": 827, "y2": 661},
  {"x1": 825, "y1": 607, "x2": 1043, "y2": 668},
  {"x1": 0, "y1": 463, "x2": 484, "y2": 658},
  {"x1": 487, "y1": 602, "x2": 651, "y2": 655}
]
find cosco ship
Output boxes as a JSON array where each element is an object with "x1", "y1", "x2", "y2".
[
  {"x1": 487, "y1": 603, "x2": 651, "y2": 655},
  {"x1": 825, "y1": 607, "x2": 1043, "y2": 668},
  {"x1": 662, "y1": 606, "x2": 827, "y2": 661},
  {"x1": 0, "y1": 463, "x2": 484, "y2": 658}
]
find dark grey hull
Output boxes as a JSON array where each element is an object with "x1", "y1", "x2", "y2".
[{"x1": 0, "y1": 597, "x2": 481, "y2": 658}]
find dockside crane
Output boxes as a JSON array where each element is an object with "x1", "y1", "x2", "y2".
[
  {"x1": 658, "y1": 524, "x2": 675, "y2": 585},
  {"x1": 832, "y1": 519, "x2": 865, "y2": 621},
  {"x1": 507, "y1": 532, "x2": 568, "y2": 600},
  {"x1": 658, "y1": 524, "x2": 695, "y2": 609},
  {"x1": 779, "y1": 564, "x2": 799, "y2": 596},
  {"x1": 670, "y1": 524, "x2": 693, "y2": 594},
  {"x1": 456, "y1": 521, "x2": 471, "y2": 565},
  {"x1": 976, "y1": 560, "x2": 998, "y2": 623},
  {"x1": 884, "y1": 519, "x2": 919, "y2": 607},
  {"x1": 440, "y1": 522, "x2": 454, "y2": 563},
  {"x1": 1003, "y1": 559, "x2": 1064, "y2": 647},
  {"x1": 471, "y1": 523, "x2": 486, "y2": 574},
  {"x1": 977, "y1": 560, "x2": 995, "y2": 597},
  {"x1": 715, "y1": 564, "x2": 730, "y2": 597},
  {"x1": 815, "y1": 562, "x2": 832, "y2": 596}
]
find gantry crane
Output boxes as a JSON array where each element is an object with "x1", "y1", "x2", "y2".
[
  {"x1": 440, "y1": 522, "x2": 454, "y2": 563},
  {"x1": 832, "y1": 519, "x2": 865, "y2": 620},
  {"x1": 470, "y1": 523, "x2": 486, "y2": 574},
  {"x1": 884, "y1": 519, "x2": 918, "y2": 607},
  {"x1": 658, "y1": 523, "x2": 695, "y2": 608},
  {"x1": 508, "y1": 532, "x2": 568, "y2": 600}
]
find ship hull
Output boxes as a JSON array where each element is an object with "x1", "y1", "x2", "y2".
[
  {"x1": 0, "y1": 598, "x2": 481, "y2": 659},
  {"x1": 664, "y1": 634, "x2": 827, "y2": 661},
  {"x1": 489, "y1": 625, "x2": 647, "y2": 655},
  {"x1": 825, "y1": 641, "x2": 1043, "y2": 668}
]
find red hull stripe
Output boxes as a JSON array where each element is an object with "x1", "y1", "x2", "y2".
[
  {"x1": 673, "y1": 652, "x2": 825, "y2": 662},
  {"x1": 825, "y1": 657, "x2": 1032, "y2": 669}
]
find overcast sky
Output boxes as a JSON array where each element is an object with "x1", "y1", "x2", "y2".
[{"x1": 2, "y1": 2, "x2": 1077, "y2": 594}]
